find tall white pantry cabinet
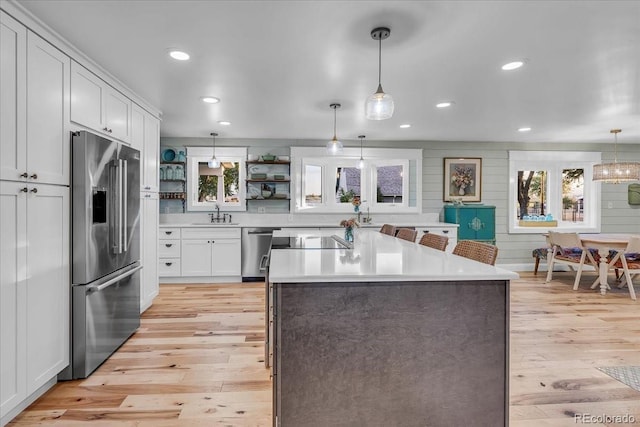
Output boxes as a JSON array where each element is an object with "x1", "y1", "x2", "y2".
[
  {"x1": 1, "y1": 5, "x2": 161, "y2": 425},
  {"x1": 1, "y1": 10, "x2": 69, "y2": 423}
]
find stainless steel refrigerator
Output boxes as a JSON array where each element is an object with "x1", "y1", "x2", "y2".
[{"x1": 60, "y1": 131, "x2": 142, "y2": 379}]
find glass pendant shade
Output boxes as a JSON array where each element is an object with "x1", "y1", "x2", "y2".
[
  {"x1": 208, "y1": 157, "x2": 220, "y2": 168},
  {"x1": 592, "y1": 129, "x2": 640, "y2": 183},
  {"x1": 357, "y1": 157, "x2": 365, "y2": 169},
  {"x1": 326, "y1": 137, "x2": 344, "y2": 154},
  {"x1": 365, "y1": 84, "x2": 394, "y2": 120}
]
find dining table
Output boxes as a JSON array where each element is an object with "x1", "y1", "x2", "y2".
[{"x1": 578, "y1": 233, "x2": 640, "y2": 297}]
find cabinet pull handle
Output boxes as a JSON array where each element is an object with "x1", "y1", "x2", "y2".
[
  {"x1": 30, "y1": 188, "x2": 38, "y2": 193},
  {"x1": 20, "y1": 187, "x2": 28, "y2": 193},
  {"x1": 30, "y1": 173, "x2": 38, "y2": 179},
  {"x1": 144, "y1": 194, "x2": 150, "y2": 198},
  {"x1": 103, "y1": 127, "x2": 109, "y2": 131},
  {"x1": 165, "y1": 262, "x2": 173, "y2": 266},
  {"x1": 165, "y1": 231, "x2": 173, "y2": 235},
  {"x1": 165, "y1": 244, "x2": 172, "y2": 248},
  {"x1": 108, "y1": 129, "x2": 113, "y2": 133},
  {"x1": 20, "y1": 172, "x2": 28, "y2": 178},
  {"x1": 443, "y1": 230, "x2": 449, "y2": 234}
]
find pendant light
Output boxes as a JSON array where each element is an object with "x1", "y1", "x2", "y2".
[
  {"x1": 208, "y1": 132, "x2": 220, "y2": 168},
  {"x1": 357, "y1": 135, "x2": 365, "y2": 169},
  {"x1": 326, "y1": 103, "x2": 344, "y2": 154},
  {"x1": 592, "y1": 129, "x2": 640, "y2": 183},
  {"x1": 365, "y1": 27, "x2": 394, "y2": 120}
]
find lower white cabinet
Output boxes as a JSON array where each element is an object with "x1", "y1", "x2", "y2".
[
  {"x1": 159, "y1": 227, "x2": 241, "y2": 279},
  {"x1": 140, "y1": 192, "x2": 158, "y2": 313},
  {"x1": 1, "y1": 181, "x2": 69, "y2": 420}
]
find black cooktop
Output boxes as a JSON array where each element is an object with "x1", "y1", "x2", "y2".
[{"x1": 271, "y1": 235, "x2": 350, "y2": 250}]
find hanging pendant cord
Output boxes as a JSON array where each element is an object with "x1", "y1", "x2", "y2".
[
  {"x1": 378, "y1": 37, "x2": 382, "y2": 86},
  {"x1": 333, "y1": 106, "x2": 337, "y2": 139}
]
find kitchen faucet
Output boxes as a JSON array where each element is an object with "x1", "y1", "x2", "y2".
[{"x1": 209, "y1": 204, "x2": 232, "y2": 223}]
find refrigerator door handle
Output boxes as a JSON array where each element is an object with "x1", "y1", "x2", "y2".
[
  {"x1": 117, "y1": 158, "x2": 124, "y2": 254},
  {"x1": 110, "y1": 160, "x2": 118, "y2": 253},
  {"x1": 122, "y1": 159, "x2": 128, "y2": 252},
  {"x1": 87, "y1": 264, "x2": 143, "y2": 293}
]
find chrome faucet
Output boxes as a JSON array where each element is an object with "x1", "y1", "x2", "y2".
[
  {"x1": 210, "y1": 204, "x2": 222, "y2": 223},
  {"x1": 362, "y1": 207, "x2": 372, "y2": 224}
]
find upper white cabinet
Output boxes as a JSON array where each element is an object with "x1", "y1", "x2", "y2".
[
  {"x1": 70, "y1": 60, "x2": 132, "y2": 143},
  {"x1": 132, "y1": 104, "x2": 159, "y2": 192},
  {"x1": 1, "y1": 12, "x2": 69, "y2": 186}
]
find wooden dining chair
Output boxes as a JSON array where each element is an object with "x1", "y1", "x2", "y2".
[
  {"x1": 396, "y1": 228, "x2": 418, "y2": 243},
  {"x1": 545, "y1": 231, "x2": 598, "y2": 290},
  {"x1": 379, "y1": 224, "x2": 397, "y2": 236},
  {"x1": 452, "y1": 240, "x2": 499, "y2": 265},
  {"x1": 418, "y1": 233, "x2": 449, "y2": 251},
  {"x1": 608, "y1": 236, "x2": 639, "y2": 300}
]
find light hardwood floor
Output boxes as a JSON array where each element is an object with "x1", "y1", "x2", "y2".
[{"x1": 8, "y1": 273, "x2": 640, "y2": 426}]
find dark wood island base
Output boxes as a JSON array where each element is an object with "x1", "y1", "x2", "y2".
[{"x1": 272, "y1": 279, "x2": 509, "y2": 427}]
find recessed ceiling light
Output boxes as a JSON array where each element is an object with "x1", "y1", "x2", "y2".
[
  {"x1": 168, "y1": 50, "x2": 190, "y2": 61},
  {"x1": 518, "y1": 127, "x2": 532, "y2": 132},
  {"x1": 201, "y1": 97, "x2": 220, "y2": 104},
  {"x1": 502, "y1": 61, "x2": 524, "y2": 71},
  {"x1": 218, "y1": 121, "x2": 231, "y2": 126},
  {"x1": 436, "y1": 102, "x2": 453, "y2": 108}
]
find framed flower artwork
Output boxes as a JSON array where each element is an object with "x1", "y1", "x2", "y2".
[{"x1": 443, "y1": 157, "x2": 482, "y2": 202}]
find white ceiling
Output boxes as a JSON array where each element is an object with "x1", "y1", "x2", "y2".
[{"x1": 16, "y1": 0, "x2": 640, "y2": 144}]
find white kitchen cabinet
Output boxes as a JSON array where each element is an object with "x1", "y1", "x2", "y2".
[
  {"x1": 132, "y1": 104, "x2": 160, "y2": 192},
  {"x1": 163, "y1": 227, "x2": 241, "y2": 279},
  {"x1": 140, "y1": 192, "x2": 159, "y2": 313},
  {"x1": 1, "y1": 181, "x2": 69, "y2": 419},
  {"x1": 1, "y1": 12, "x2": 69, "y2": 186},
  {"x1": 70, "y1": 60, "x2": 132, "y2": 143},
  {"x1": 181, "y1": 239, "x2": 213, "y2": 276}
]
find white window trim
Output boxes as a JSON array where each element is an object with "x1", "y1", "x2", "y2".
[
  {"x1": 185, "y1": 146, "x2": 247, "y2": 212},
  {"x1": 508, "y1": 151, "x2": 601, "y2": 234},
  {"x1": 291, "y1": 147, "x2": 422, "y2": 214}
]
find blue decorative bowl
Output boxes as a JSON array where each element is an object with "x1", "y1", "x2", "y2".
[{"x1": 161, "y1": 148, "x2": 177, "y2": 162}]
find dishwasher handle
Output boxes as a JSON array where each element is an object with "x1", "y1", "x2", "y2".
[
  {"x1": 259, "y1": 253, "x2": 270, "y2": 271},
  {"x1": 248, "y1": 231, "x2": 275, "y2": 236}
]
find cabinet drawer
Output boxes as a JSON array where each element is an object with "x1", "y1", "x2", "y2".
[
  {"x1": 158, "y1": 240, "x2": 180, "y2": 257},
  {"x1": 181, "y1": 227, "x2": 241, "y2": 240},
  {"x1": 158, "y1": 258, "x2": 181, "y2": 276},
  {"x1": 159, "y1": 227, "x2": 181, "y2": 239}
]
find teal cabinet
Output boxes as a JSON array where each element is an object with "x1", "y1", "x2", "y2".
[{"x1": 444, "y1": 205, "x2": 495, "y2": 244}]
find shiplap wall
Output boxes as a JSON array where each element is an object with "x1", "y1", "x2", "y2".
[{"x1": 162, "y1": 137, "x2": 640, "y2": 267}]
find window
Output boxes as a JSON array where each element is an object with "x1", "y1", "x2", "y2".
[
  {"x1": 292, "y1": 147, "x2": 421, "y2": 214},
  {"x1": 508, "y1": 151, "x2": 600, "y2": 233},
  {"x1": 186, "y1": 147, "x2": 247, "y2": 211}
]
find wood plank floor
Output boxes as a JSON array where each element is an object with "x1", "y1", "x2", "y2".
[{"x1": 8, "y1": 273, "x2": 640, "y2": 426}]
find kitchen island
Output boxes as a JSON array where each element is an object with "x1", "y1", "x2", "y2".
[{"x1": 268, "y1": 228, "x2": 518, "y2": 427}]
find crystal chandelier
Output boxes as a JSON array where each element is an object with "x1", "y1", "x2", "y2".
[{"x1": 592, "y1": 129, "x2": 640, "y2": 183}]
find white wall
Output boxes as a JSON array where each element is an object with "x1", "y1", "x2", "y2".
[{"x1": 161, "y1": 137, "x2": 640, "y2": 266}]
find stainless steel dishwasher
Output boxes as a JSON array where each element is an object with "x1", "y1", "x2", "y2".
[{"x1": 242, "y1": 227, "x2": 280, "y2": 281}]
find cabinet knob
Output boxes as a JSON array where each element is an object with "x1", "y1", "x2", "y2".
[
  {"x1": 103, "y1": 127, "x2": 109, "y2": 132},
  {"x1": 30, "y1": 188, "x2": 38, "y2": 193},
  {"x1": 30, "y1": 173, "x2": 38, "y2": 180},
  {"x1": 20, "y1": 172, "x2": 28, "y2": 178},
  {"x1": 108, "y1": 129, "x2": 113, "y2": 133},
  {"x1": 20, "y1": 187, "x2": 28, "y2": 193}
]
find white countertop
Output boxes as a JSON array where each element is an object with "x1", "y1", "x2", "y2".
[
  {"x1": 269, "y1": 228, "x2": 518, "y2": 283},
  {"x1": 159, "y1": 222, "x2": 458, "y2": 229}
]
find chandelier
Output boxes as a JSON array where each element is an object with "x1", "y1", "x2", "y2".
[{"x1": 592, "y1": 129, "x2": 640, "y2": 183}]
